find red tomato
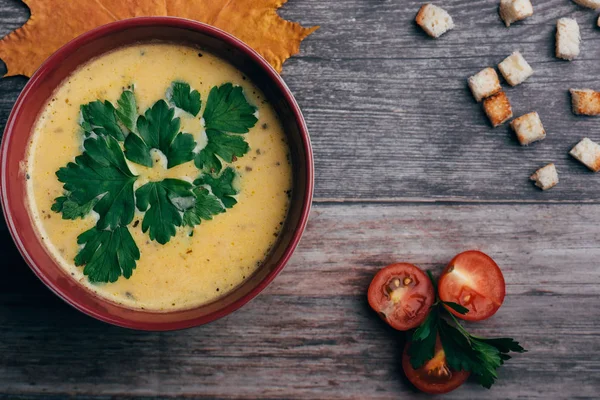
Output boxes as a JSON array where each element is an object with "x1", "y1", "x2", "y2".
[
  {"x1": 367, "y1": 263, "x2": 435, "y2": 331},
  {"x1": 438, "y1": 250, "x2": 505, "y2": 321},
  {"x1": 402, "y1": 336, "x2": 470, "y2": 394}
]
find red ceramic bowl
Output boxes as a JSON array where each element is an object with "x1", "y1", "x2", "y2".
[{"x1": 0, "y1": 17, "x2": 313, "y2": 330}]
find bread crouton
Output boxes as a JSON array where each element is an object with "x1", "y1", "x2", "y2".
[
  {"x1": 511, "y1": 112, "x2": 546, "y2": 145},
  {"x1": 499, "y1": 0, "x2": 534, "y2": 27},
  {"x1": 483, "y1": 91, "x2": 513, "y2": 127},
  {"x1": 416, "y1": 4, "x2": 455, "y2": 38},
  {"x1": 468, "y1": 68, "x2": 502, "y2": 102},
  {"x1": 498, "y1": 51, "x2": 533, "y2": 86},
  {"x1": 570, "y1": 89, "x2": 600, "y2": 116},
  {"x1": 530, "y1": 164, "x2": 559, "y2": 190},
  {"x1": 570, "y1": 138, "x2": 600, "y2": 172},
  {"x1": 556, "y1": 18, "x2": 580, "y2": 61},
  {"x1": 572, "y1": 0, "x2": 600, "y2": 9}
]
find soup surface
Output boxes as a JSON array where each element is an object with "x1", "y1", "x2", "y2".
[{"x1": 26, "y1": 44, "x2": 292, "y2": 311}]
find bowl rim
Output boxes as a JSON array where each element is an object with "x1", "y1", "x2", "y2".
[{"x1": 0, "y1": 16, "x2": 314, "y2": 330}]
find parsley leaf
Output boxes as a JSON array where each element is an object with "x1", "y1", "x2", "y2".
[
  {"x1": 137, "y1": 100, "x2": 180, "y2": 150},
  {"x1": 135, "y1": 178, "x2": 194, "y2": 244},
  {"x1": 52, "y1": 195, "x2": 100, "y2": 220},
  {"x1": 124, "y1": 100, "x2": 195, "y2": 168},
  {"x1": 194, "y1": 129, "x2": 249, "y2": 173},
  {"x1": 123, "y1": 132, "x2": 152, "y2": 167},
  {"x1": 438, "y1": 316, "x2": 526, "y2": 389},
  {"x1": 473, "y1": 337, "x2": 525, "y2": 354},
  {"x1": 74, "y1": 226, "x2": 140, "y2": 283},
  {"x1": 182, "y1": 187, "x2": 225, "y2": 227},
  {"x1": 80, "y1": 100, "x2": 124, "y2": 141},
  {"x1": 438, "y1": 318, "x2": 491, "y2": 384},
  {"x1": 55, "y1": 135, "x2": 137, "y2": 230},
  {"x1": 166, "y1": 132, "x2": 196, "y2": 168},
  {"x1": 407, "y1": 270, "x2": 526, "y2": 389},
  {"x1": 408, "y1": 309, "x2": 439, "y2": 369},
  {"x1": 194, "y1": 167, "x2": 239, "y2": 208},
  {"x1": 203, "y1": 83, "x2": 258, "y2": 133},
  {"x1": 116, "y1": 89, "x2": 138, "y2": 132},
  {"x1": 168, "y1": 81, "x2": 201, "y2": 116}
]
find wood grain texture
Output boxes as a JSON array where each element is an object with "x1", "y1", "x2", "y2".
[
  {"x1": 280, "y1": 0, "x2": 600, "y2": 201},
  {"x1": 2, "y1": 0, "x2": 600, "y2": 201},
  {"x1": 2, "y1": 203, "x2": 600, "y2": 399},
  {"x1": 1, "y1": 0, "x2": 600, "y2": 399}
]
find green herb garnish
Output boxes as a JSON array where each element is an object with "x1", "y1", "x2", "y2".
[
  {"x1": 74, "y1": 226, "x2": 140, "y2": 283},
  {"x1": 51, "y1": 195, "x2": 100, "y2": 220},
  {"x1": 80, "y1": 100, "x2": 124, "y2": 141},
  {"x1": 135, "y1": 179, "x2": 194, "y2": 245},
  {"x1": 54, "y1": 135, "x2": 137, "y2": 230},
  {"x1": 195, "y1": 167, "x2": 239, "y2": 209},
  {"x1": 203, "y1": 83, "x2": 258, "y2": 133},
  {"x1": 116, "y1": 89, "x2": 138, "y2": 132},
  {"x1": 193, "y1": 83, "x2": 256, "y2": 173},
  {"x1": 53, "y1": 81, "x2": 258, "y2": 283},
  {"x1": 408, "y1": 273, "x2": 526, "y2": 389},
  {"x1": 408, "y1": 310, "x2": 439, "y2": 369},
  {"x1": 195, "y1": 128, "x2": 249, "y2": 173},
  {"x1": 182, "y1": 187, "x2": 225, "y2": 227},
  {"x1": 124, "y1": 100, "x2": 195, "y2": 169},
  {"x1": 168, "y1": 81, "x2": 201, "y2": 117}
]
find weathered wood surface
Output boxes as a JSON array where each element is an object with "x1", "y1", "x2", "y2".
[
  {"x1": 2, "y1": 0, "x2": 600, "y2": 201},
  {"x1": 2, "y1": 204, "x2": 600, "y2": 399},
  {"x1": 1, "y1": 0, "x2": 600, "y2": 398},
  {"x1": 280, "y1": 0, "x2": 600, "y2": 201}
]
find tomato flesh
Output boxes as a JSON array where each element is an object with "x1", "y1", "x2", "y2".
[
  {"x1": 368, "y1": 263, "x2": 434, "y2": 331},
  {"x1": 438, "y1": 250, "x2": 505, "y2": 321},
  {"x1": 402, "y1": 337, "x2": 470, "y2": 394}
]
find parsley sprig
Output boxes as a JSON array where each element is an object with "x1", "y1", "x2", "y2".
[
  {"x1": 124, "y1": 99, "x2": 196, "y2": 169},
  {"x1": 135, "y1": 179, "x2": 194, "y2": 245},
  {"x1": 408, "y1": 272, "x2": 526, "y2": 389},
  {"x1": 52, "y1": 81, "x2": 258, "y2": 283},
  {"x1": 53, "y1": 135, "x2": 137, "y2": 230},
  {"x1": 194, "y1": 83, "x2": 257, "y2": 173},
  {"x1": 168, "y1": 81, "x2": 201, "y2": 117}
]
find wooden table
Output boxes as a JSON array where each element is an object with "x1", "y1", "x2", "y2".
[{"x1": 1, "y1": 0, "x2": 599, "y2": 398}]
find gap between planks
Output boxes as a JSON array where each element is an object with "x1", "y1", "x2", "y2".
[{"x1": 312, "y1": 197, "x2": 600, "y2": 205}]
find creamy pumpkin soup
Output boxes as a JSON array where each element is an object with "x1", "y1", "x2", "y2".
[{"x1": 26, "y1": 44, "x2": 292, "y2": 311}]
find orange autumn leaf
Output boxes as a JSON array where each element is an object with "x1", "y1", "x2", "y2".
[
  {"x1": 166, "y1": 0, "x2": 317, "y2": 73},
  {"x1": 0, "y1": 0, "x2": 317, "y2": 77}
]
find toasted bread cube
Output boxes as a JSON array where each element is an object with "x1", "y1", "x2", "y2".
[
  {"x1": 416, "y1": 4, "x2": 455, "y2": 38},
  {"x1": 530, "y1": 164, "x2": 559, "y2": 190},
  {"x1": 570, "y1": 138, "x2": 600, "y2": 172},
  {"x1": 511, "y1": 112, "x2": 546, "y2": 145},
  {"x1": 498, "y1": 51, "x2": 533, "y2": 86},
  {"x1": 572, "y1": 0, "x2": 600, "y2": 9},
  {"x1": 570, "y1": 89, "x2": 600, "y2": 116},
  {"x1": 556, "y1": 18, "x2": 580, "y2": 61},
  {"x1": 468, "y1": 68, "x2": 502, "y2": 102},
  {"x1": 499, "y1": 0, "x2": 533, "y2": 27},
  {"x1": 483, "y1": 91, "x2": 513, "y2": 127}
]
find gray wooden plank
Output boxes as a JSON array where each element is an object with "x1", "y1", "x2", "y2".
[
  {"x1": 1, "y1": 203, "x2": 599, "y2": 399},
  {"x1": 2, "y1": 0, "x2": 600, "y2": 201},
  {"x1": 278, "y1": 0, "x2": 600, "y2": 201}
]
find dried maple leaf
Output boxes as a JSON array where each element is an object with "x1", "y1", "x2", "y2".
[
  {"x1": 165, "y1": 0, "x2": 317, "y2": 73},
  {"x1": 0, "y1": 0, "x2": 316, "y2": 77}
]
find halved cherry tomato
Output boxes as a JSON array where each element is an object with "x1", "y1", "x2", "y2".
[
  {"x1": 438, "y1": 250, "x2": 505, "y2": 321},
  {"x1": 402, "y1": 336, "x2": 470, "y2": 394},
  {"x1": 368, "y1": 263, "x2": 435, "y2": 331}
]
